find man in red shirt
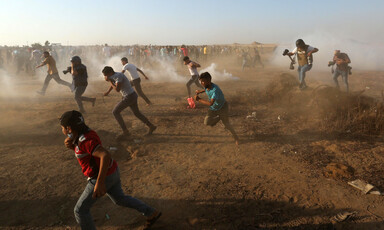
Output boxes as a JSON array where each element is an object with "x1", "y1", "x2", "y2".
[{"x1": 59, "y1": 110, "x2": 161, "y2": 230}]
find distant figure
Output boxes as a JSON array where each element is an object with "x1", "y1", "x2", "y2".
[
  {"x1": 241, "y1": 50, "x2": 250, "y2": 71},
  {"x1": 121, "y1": 57, "x2": 152, "y2": 106},
  {"x1": 332, "y1": 50, "x2": 351, "y2": 92},
  {"x1": 286, "y1": 39, "x2": 319, "y2": 89},
  {"x1": 194, "y1": 72, "x2": 239, "y2": 145},
  {"x1": 36, "y1": 51, "x2": 72, "y2": 95},
  {"x1": 252, "y1": 48, "x2": 264, "y2": 68},
  {"x1": 102, "y1": 44, "x2": 111, "y2": 59},
  {"x1": 183, "y1": 56, "x2": 204, "y2": 97},
  {"x1": 102, "y1": 66, "x2": 156, "y2": 139},
  {"x1": 59, "y1": 110, "x2": 161, "y2": 230}
]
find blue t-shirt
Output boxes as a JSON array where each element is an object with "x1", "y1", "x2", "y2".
[{"x1": 205, "y1": 83, "x2": 225, "y2": 111}]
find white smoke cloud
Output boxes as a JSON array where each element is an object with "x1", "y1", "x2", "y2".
[
  {"x1": 141, "y1": 57, "x2": 185, "y2": 83},
  {"x1": 201, "y1": 63, "x2": 239, "y2": 81},
  {"x1": 0, "y1": 69, "x2": 13, "y2": 98}
]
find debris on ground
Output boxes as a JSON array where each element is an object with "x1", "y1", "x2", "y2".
[
  {"x1": 331, "y1": 211, "x2": 357, "y2": 223},
  {"x1": 348, "y1": 179, "x2": 382, "y2": 195}
]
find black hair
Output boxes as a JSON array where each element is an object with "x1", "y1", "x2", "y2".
[
  {"x1": 102, "y1": 66, "x2": 114, "y2": 75},
  {"x1": 183, "y1": 56, "x2": 190, "y2": 62},
  {"x1": 296, "y1": 39, "x2": 306, "y2": 48},
  {"x1": 121, "y1": 57, "x2": 128, "y2": 62},
  {"x1": 43, "y1": 51, "x2": 49, "y2": 55},
  {"x1": 59, "y1": 110, "x2": 90, "y2": 135},
  {"x1": 199, "y1": 72, "x2": 212, "y2": 81}
]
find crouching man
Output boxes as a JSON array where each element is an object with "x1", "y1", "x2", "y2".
[{"x1": 194, "y1": 72, "x2": 239, "y2": 145}]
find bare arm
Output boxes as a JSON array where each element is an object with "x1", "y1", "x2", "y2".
[
  {"x1": 194, "y1": 95, "x2": 215, "y2": 106},
  {"x1": 195, "y1": 89, "x2": 205, "y2": 95},
  {"x1": 137, "y1": 68, "x2": 149, "y2": 80},
  {"x1": 192, "y1": 62, "x2": 201, "y2": 68},
  {"x1": 104, "y1": 85, "x2": 113, "y2": 96},
  {"x1": 308, "y1": 48, "x2": 319, "y2": 56},
  {"x1": 36, "y1": 59, "x2": 47, "y2": 68},
  {"x1": 71, "y1": 63, "x2": 78, "y2": 76},
  {"x1": 91, "y1": 146, "x2": 112, "y2": 198}
]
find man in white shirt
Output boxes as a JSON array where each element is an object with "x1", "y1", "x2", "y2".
[
  {"x1": 102, "y1": 44, "x2": 111, "y2": 59},
  {"x1": 121, "y1": 57, "x2": 152, "y2": 106},
  {"x1": 286, "y1": 39, "x2": 318, "y2": 89},
  {"x1": 183, "y1": 56, "x2": 204, "y2": 97}
]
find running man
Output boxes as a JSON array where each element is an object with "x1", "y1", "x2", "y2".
[
  {"x1": 332, "y1": 50, "x2": 351, "y2": 92},
  {"x1": 64, "y1": 56, "x2": 96, "y2": 113},
  {"x1": 286, "y1": 39, "x2": 318, "y2": 89},
  {"x1": 36, "y1": 51, "x2": 72, "y2": 95},
  {"x1": 194, "y1": 72, "x2": 239, "y2": 145},
  {"x1": 59, "y1": 110, "x2": 161, "y2": 230},
  {"x1": 121, "y1": 57, "x2": 152, "y2": 106},
  {"x1": 183, "y1": 56, "x2": 203, "y2": 97},
  {"x1": 102, "y1": 66, "x2": 156, "y2": 138}
]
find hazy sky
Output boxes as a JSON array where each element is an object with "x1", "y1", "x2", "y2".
[{"x1": 0, "y1": 0, "x2": 383, "y2": 46}]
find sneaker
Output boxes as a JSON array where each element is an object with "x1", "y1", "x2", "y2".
[
  {"x1": 36, "y1": 90, "x2": 45, "y2": 96},
  {"x1": 145, "y1": 125, "x2": 157, "y2": 136},
  {"x1": 143, "y1": 211, "x2": 162, "y2": 230}
]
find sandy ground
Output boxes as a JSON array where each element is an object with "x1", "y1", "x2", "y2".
[{"x1": 1, "y1": 57, "x2": 384, "y2": 230}]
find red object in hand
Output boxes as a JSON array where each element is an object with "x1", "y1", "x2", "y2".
[{"x1": 187, "y1": 97, "x2": 196, "y2": 109}]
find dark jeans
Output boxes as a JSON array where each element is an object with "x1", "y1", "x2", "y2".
[
  {"x1": 41, "y1": 73, "x2": 72, "y2": 93},
  {"x1": 74, "y1": 85, "x2": 94, "y2": 112},
  {"x1": 74, "y1": 168, "x2": 155, "y2": 230},
  {"x1": 333, "y1": 68, "x2": 349, "y2": 92},
  {"x1": 112, "y1": 92, "x2": 153, "y2": 132},
  {"x1": 204, "y1": 102, "x2": 239, "y2": 141},
  {"x1": 131, "y1": 78, "x2": 151, "y2": 105},
  {"x1": 186, "y1": 74, "x2": 203, "y2": 97}
]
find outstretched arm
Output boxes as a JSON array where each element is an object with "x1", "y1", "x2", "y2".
[
  {"x1": 137, "y1": 68, "x2": 149, "y2": 80},
  {"x1": 36, "y1": 59, "x2": 48, "y2": 68},
  {"x1": 104, "y1": 85, "x2": 113, "y2": 96}
]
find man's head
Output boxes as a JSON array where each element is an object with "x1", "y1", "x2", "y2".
[
  {"x1": 43, "y1": 51, "x2": 50, "y2": 58},
  {"x1": 70, "y1": 56, "x2": 81, "y2": 65},
  {"x1": 199, "y1": 72, "x2": 212, "y2": 88},
  {"x1": 295, "y1": 39, "x2": 306, "y2": 49},
  {"x1": 334, "y1": 50, "x2": 341, "y2": 55},
  {"x1": 59, "y1": 110, "x2": 86, "y2": 137},
  {"x1": 121, "y1": 57, "x2": 128, "y2": 65},
  {"x1": 183, "y1": 56, "x2": 190, "y2": 65},
  {"x1": 102, "y1": 66, "x2": 115, "y2": 81}
]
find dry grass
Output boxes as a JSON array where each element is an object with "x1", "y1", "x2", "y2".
[{"x1": 233, "y1": 73, "x2": 384, "y2": 135}]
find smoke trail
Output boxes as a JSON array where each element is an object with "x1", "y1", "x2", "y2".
[
  {"x1": 201, "y1": 63, "x2": 239, "y2": 81},
  {"x1": 141, "y1": 57, "x2": 185, "y2": 83}
]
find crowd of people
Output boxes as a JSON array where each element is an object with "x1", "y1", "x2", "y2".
[
  {"x1": 0, "y1": 40, "x2": 354, "y2": 230},
  {"x1": 0, "y1": 43, "x2": 267, "y2": 76}
]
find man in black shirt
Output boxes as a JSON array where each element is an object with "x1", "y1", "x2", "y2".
[{"x1": 65, "y1": 56, "x2": 96, "y2": 113}]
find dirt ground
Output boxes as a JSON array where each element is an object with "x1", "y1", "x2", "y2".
[{"x1": 1, "y1": 56, "x2": 384, "y2": 230}]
